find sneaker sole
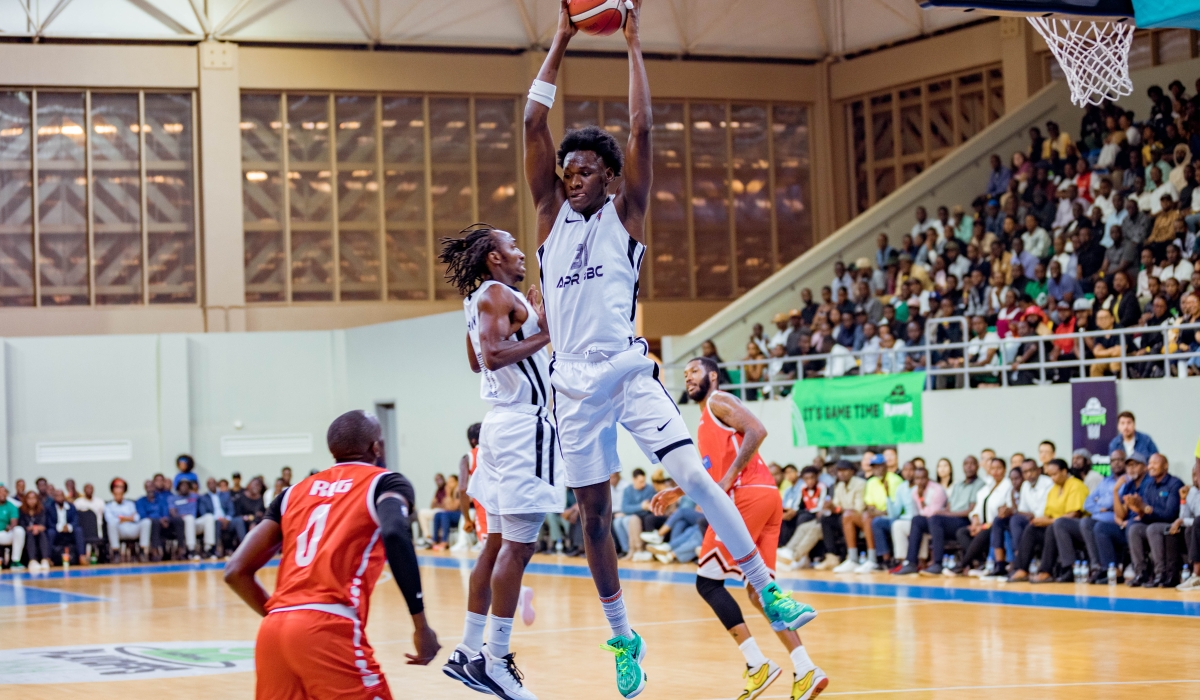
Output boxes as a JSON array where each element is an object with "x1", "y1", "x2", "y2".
[
  {"x1": 444, "y1": 664, "x2": 491, "y2": 694},
  {"x1": 772, "y1": 609, "x2": 818, "y2": 632},
  {"x1": 465, "y1": 661, "x2": 525, "y2": 699},
  {"x1": 519, "y1": 587, "x2": 536, "y2": 626}
]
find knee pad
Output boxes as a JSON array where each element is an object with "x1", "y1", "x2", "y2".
[{"x1": 696, "y1": 575, "x2": 745, "y2": 630}]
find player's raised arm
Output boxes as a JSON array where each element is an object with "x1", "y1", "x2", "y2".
[
  {"x1": 477, "y1": 284, "x2": 550, "y2": 370},
  {"x1": 524, "y1": 0, "x2": 575, "y2": 239},
  {"x1": 615, "y1": 0, "x2": 651, "y2": 242}
]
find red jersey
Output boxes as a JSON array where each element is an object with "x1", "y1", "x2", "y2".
[
  {"x1": 265, "y1": 463, "x2": 410, "y2": 624},
  {"x1": 468, "y1": 446, "x2": 487, "y2": 536},
  {"x1": 697, "y1": 391, "x2": 775, "y2": 490}
]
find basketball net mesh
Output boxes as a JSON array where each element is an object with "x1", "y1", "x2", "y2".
[{"x1": 1027, "y1": 17, "x2": 1135, "y2": 107}]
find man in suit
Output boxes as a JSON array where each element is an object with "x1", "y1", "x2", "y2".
[
  {"x1": 198, "y1": 477, "x2": 234, "y2": 558},
  {"x1": 48, "y1": 488, "x2": 85, "y2": 566}
]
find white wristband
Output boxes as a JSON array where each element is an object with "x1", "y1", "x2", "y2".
[{"x1": 528, "y1": 79, "x2": 556, "y2": 109}]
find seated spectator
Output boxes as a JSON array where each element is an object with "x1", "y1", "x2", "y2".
[
  {"x1": 1111, "y1": 270, "x2": 1141, "y2": 328},
  {"x1": 1007, "y1": 459, "x2": 1083, "y2": 582},
  {"x1": 816, "y1": 461, "x2": 865, "y2": 571},
  {"x1": 999, "y1": 459, "x2": 1053, "y2": 578},
  {"x1": 104, "y1": 478, "x2": 150, "y2": 562},
  {"x1": 834, "y1": 308, "x2": 862, "y2": 351},
  {"x1": 0, "y1": 484, "x2": 24, "y2": 570},
  {"x1": 613, "y1": 468, "x2": 655, "y2": 561},
  {"x1": 73, "y1": 483, "x2": 105, "y2": 523},
  {"x1": 767, "y1": 342, "x2": 796, "y2": 393},
  {"x1": 1022, "y1": 215, "x2": 1052, "y2": 259},
  {"x1": 643, "y1": 495, "x2": 705, "y2": 564},
  {"x1": 1094, "y1": 452, "x2": 1150, "y2": 583},
  {"x1": 881, "y1": 465, "x2": 948, "y2": 572},
  {"x1": 777, "y1": 466, "x2": 829, "y2": 568},
  {"x1": 1160, "y1": 243, "x2": 1194, "y2": 284},
  {"x1": 47, "y1": 488, "x2": 85, "y2": 567},
  {"x1": 985, "y1": 154, "x2": 1012, "y2": 197},
  {"x1": 769, "y1": 312, "x2": 791, "y2": 350},
  {"x1": 876, "y1": 232, "x2": 897, "y2": 270},
  {"x1": 17, "y1": 490, "x2": 51, "y2": 572},
  {"x1": 877, "y1": 324, "x2": 906, "y2": 374},
  {"x1": 1124, "y1": 453, "x2": 1184, "y2": 587},
  {"x1": 430, "y1": 474, "x2": 461, "y2": 551},
  {"x1": 903, "y1": 321, "x2": 928, "y2": 373},
  {"x1": 198, "y1": 477, "x2": 232, "y2": 558},
  {"x1": 232, "y1": 478, "x2": 266, "y2": 549},
  {"x1": 1085, "y1": 308, "x2": 1122, "y2": 376},
  {"x1": 954, "y1": 458, "x2": 1015, "y2": 575},
  {"x1": 1047, "y1": 259, "x2": 1083, "y2": 305},
  {"x1": 1075, "y1": 448, "x2": 1125, "y2": 582},
  {"x1": 1006, "y1": 319, "x2": 1040, "y2": 385},
  {"x1": 1076, "y1": 227, "x2": 1106, "y2": 290},
  {"x1": 1175, "y1": 458, "x2": 1200, "y2": 590},
  {"x1": 742, "y1": 341, "x2": 769, "y2": 401},
  {"x1": 1110, "y1": 410, "x2": 1160, "y2": 457},
  {"x1": 831, "y1": 260, "x2": 854, "y2": 300},
  {"x1": 835, "y1": 457, "x2": 904, "y2": 573},
  {"x1": 417, "y1": 473, "x2": 448, "y2": 544}
]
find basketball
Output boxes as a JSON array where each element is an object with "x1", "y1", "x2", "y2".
[{"x1": 569, "y1": 0, "x2": 628, "y2": 36}]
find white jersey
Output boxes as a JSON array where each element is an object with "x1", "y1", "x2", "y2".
[
  {"x1": 464, "y1": 280, "x2": 551, "y2": 408},
  {"x1": 538, "y1": 196, "x2": 646, "y2": 356}
]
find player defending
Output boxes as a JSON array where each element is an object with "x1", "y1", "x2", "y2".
[
  {"x1": 224, "y1": 410, "x2": 439, "y2": 700},
  {"x1": 438, "y1": 224, "x2": 563, "y2": 700},
  {"x1": 524, "y1": 2, "x2": 816, "y2": 696},
  {"x1": 669, "y1": 358, "x2": 828, "y2": 700}
]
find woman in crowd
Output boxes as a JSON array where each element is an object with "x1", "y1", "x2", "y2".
[
  {"x1": 935, "y1": 459, "x2": 954, "y2": 492},
  {"x1": 430, "y1": 474, "x2": 461, "y2": 550},
  {"x1": 742, "y1": 340, "x2": 769, "y2": 400},
  {"x1": 417, "y1": 473, "x2": 448, "y2": 544},
  {"x1": 17, "y1": 490, "x2": 51, "y2": 572}
]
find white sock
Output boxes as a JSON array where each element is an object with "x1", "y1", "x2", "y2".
[
  {"x1": 462, "y1": 611, "x2": 487, "y2": 654},
  {"x1": 867, "y1": 548, "x2": 877, "y2": 562},
  {"x1": 600, "y1": 589, "x2": 633, "y2": 639},
  {"x1": 736, "y1": 551, "x2": 775, "y2": 594},
  {"x1": 790, "y1": 645, "x2": 815, "y2": 675},
  {"x1": 846, "y1": 547, "x2": 858, "y2": 562},
  {"x1": 739, "y1": 638, "x2": 768, "y2": 668},
  {"x1": 487, "y1": 614, "x2": 514, "y2": 658}
]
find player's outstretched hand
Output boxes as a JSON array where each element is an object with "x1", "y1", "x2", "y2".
[
  {"x1": 649, "y1": 486, "x2": 683, "y2": 516},
  {"x1": 557, "y1": 0, "x2": 578, "y2": 39},
  {"x1": 406, "y1": 614, "x2": 441, "y2": 665}
]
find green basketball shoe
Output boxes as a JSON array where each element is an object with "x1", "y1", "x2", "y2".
[
  {"x1": 760, "y1": 582, "x2": 818, "y2": 632},
  {"x1": 600, "y1": 630, "x2": 647, "y2": 698}
]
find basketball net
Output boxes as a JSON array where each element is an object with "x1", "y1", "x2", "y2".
[{"x1": 1027, "y1": 17, "x2": 1135, "y2": 107}]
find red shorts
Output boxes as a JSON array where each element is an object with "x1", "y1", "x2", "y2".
[
  {"x1": 256, "y1": 609, "x2": 392, "y2": 700},
  {"x1": 697, "y1": 486, "x2": 782, "y2": 581},
  {"x1": 473, "y1": 499, "x2": 488, "y2": 538}
]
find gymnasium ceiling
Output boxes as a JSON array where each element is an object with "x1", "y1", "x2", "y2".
[{"x1": 0, "y1": 0, "x2": 988, "y2": 61}]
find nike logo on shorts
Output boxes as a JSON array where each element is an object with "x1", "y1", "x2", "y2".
[{"x1": 656, "y1": 421, "x2": 671, "y2": 431}]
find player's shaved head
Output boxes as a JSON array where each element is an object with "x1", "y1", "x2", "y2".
[{"x1": 327, "y1": 410, "x2": 383, "y2": 464}]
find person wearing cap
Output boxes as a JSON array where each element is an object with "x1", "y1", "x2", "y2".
[
  {"x1": 1124, "y1": 453, "x2": 1184, "y2": 587},
  {"x1": 769, "y1": 311, "x2": 791, "y2": 350},
  {"x1": 816, "y1": 461, "x2": 865, "y2": 572},
  {"x1": 834, "y1": 456, "x2": 903, "y2": 573},
  {"x1": 1070, "y1": 449, "x2": 1103, "y2": 493},
  {"x1": 1093, "y1": 452, "x2": 1154, "y2": 583}
]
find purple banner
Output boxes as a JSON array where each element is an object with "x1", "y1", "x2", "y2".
[{"x1": 1072, "y1": 378, "x2": 1118, "y2": 473}]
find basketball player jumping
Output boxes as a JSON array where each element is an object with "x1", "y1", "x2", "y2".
[
  {"x1": 665, "y1": 357, "x2": 828, "y2": 700},
  {"x1": 525, "y1": 2, "x2": 816, "y2": 696},
  {"x1": 224, "y1": 410, "x2": 440, "y2": 700},
  {"x1": 438, "y1": 225, "x2": 564, "y2": 700}
]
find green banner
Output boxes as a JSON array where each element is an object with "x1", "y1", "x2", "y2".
[{"x1": 790, "y1": 373, "x2": 925, "y2": 447}]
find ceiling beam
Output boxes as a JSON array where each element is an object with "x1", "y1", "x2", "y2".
[
  {"x1": 212, "y1": 0, "x2": 257, "y2": 37},
  {"x1": 870, "y1": 0, "x2": 922, "y2": 33},
  {"x1": 381, "y1": 0, "x2": 426, "y2": 40},
  {"x1": 215, "y1": 0, "x2": 297, "y2": 39},
  {"x1": 39, "y1": 0, "x2": 77, "y2": 36},
  {"x1": 339, "y1": 0, "x2": 375, "y2": 43},
  {"x1": 187, "y1": 0, "x2": 212, "y2": 36},
  {"x1": 124, "y1": 0, "x2": 202, "y2": 36},
  {"x1": 511, "y1": 0, "x2": 538, "y2": 47}
]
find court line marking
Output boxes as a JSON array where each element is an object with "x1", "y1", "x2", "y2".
[
  {"x1": 0, "y1": 582, "x2": 107, "y2": 607},
  {"x1": 706, "y1": 677, "x2": 1200, "y2": 699},
  {"x1": 5, "y1": 555, "x2": 1199, "y2": 618}
]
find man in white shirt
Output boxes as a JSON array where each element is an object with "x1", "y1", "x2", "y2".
[
  {"x1": 103, "y1": 478, "x2": 151, "y2": 560},
  {"x1": 1021, "y1": 216, "x2": 1052, "y2": 259},
  {"x1": 73, "y1": 483, "x2": 105, "y2": 522},
  {"x1": 768, "y1": 312, "x2": 791, "y2": 351},
  {"x1": 830, "y1": 260, "x2": 854, "y2": 301},
  {"x1": 1091, "y1": 178, "x2": 1117, "y2": 220},
  {"x1": 859, "y1": 323, "x2": 882, "y2": 374},
  {"x1": 965, "y1": 316, "x2": 1001, "y2": 386},
  {"x1": 1159, "y1": 243, "x2": 1194, "y2": 283},
  {"x1": 911, "y1": 206, "x2": 942, "y2": 240},
  {"x1": 1008, "y1": 459, "x2": 1053, "y2": 560},
  {"x1": 1138, "y1": 168, "x2": 1178, "y2": 215}
]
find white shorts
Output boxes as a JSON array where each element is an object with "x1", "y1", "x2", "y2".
[
  {"x1": 549, "y1": 342, "x2": 693, "y2": 488},
  {"x1": 484, "y1": 511, "x2": 547, "y2": 544},
  {"x1": 470, "y1": 406, "x2": 566, "y2": 516}
]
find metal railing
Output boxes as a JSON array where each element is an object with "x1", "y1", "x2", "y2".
[{"x1": 661, "y1": 317, "x2": 1200, "y2": 399}]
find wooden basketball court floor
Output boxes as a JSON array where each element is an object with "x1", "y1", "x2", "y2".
[{"x1": 2, "y1": 553, "x2": 1199, "y2": 699}]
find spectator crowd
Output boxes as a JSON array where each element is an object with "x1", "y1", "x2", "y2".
[
  {"x1": 0, "y1": 455, "x2": 295, "y2": 572},
  {"x1": 706, "y1": 76, "x2": 1200, "y2": 394}
]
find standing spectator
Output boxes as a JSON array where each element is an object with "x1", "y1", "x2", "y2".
[
  {"x1": 1125, "y1": 453, "x2": 1184, "y2": 587},
  {"x1": 173, "y1": 454, "x2": 199, "y2": 491},
  {"x1": 104, "y1": 478, "x2": 150, "y2": 561},
  {"x1": 0, "y1": 484, "x2": 24, "y2": 570},
  {"x1": 1108, "y1": 411, "x2": 1159, "y2": 457},
  {"x1": 18, "y1": 491, "x2": 51, "y2": 572},
  {"x1": 876, "y1": 233, "x2": 897, "y2": 270},
  {"x1": 985, "y1": 154, "x2": 1012, "y2": 198}
]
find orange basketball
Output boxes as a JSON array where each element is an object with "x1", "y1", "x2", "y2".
[{"x1": 569, "y1": 0, "x2": 628, "y2": 36}]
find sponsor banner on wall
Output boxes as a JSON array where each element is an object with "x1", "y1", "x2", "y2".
[
  {"x1": 0, "y1": 641, "x2": 255, "y2": 685},
  {"x1": 1071, "y1": 378, "x2": 1119, "y2": 476},
  {"x1": 790, "y1": 373, "x2": 925, "y2": 447}
]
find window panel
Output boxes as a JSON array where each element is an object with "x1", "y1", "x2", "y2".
[
  {"x1": 773, "y1": 105, "x2": 812, "y2": 266},
  {"x1": 430, "y1": 97, "x2": 471, "y2": 300},
  {"x1": 0, "y1": 91, "x2": 33, "y2": 306},
  {"x1": 870, "y1": 94, "x2": 894, "y2": 160},
  {"x1": 288, "y1": 94, "x2": 330, "y2": 165},
  {"x1": 90, "y1": 93, "x2": 142, "y2": 305},
  {"x1": 958, "y1": 91, "x2": 985, "y2": 143},
  {"x1": 382, "y1": 96, "x2": 427, "y2": 300},
  {"x1": 144, "y1": 93, "x2": 196, "y2": 304},
  {"x1": 603, "y1": 101, "x2": 630, "y2": 196},
  {"x1": 290, "y1": 228, "x2": 333, "y2": 302},
  {"x1": 1157, "y1": 29, "x2": 1193, "y2": 65},
  {"x1": 650, "y1": 101, "x2": 688, "y2": 298},
  {"x1": 336, "y1": 95, "x2": 377, "y2": 165},
  {"x1": 564, "y1": 99, "x2": 600, "y2": 131},
  {"x1": 731, "y1": 104, "x2": 770, "y2": 292},
  {"x1": 690, "y1": 102, "x2": 731, "y2": 298},
  {"x1": 37, "y1": 92, "x2": 88, "y2": 306},
  {"x1": 475, "y1": 98, "x2": 519, "y2": 234},
  {"x1": 241, "y1": 93, "x2": 284, "y2": 302}
]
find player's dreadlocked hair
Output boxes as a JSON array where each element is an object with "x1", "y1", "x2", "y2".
[
  {"x1": 438, "y1": 223, "x2": 500, "y2": 297},
  {"x1": 557, "y1": 125, "x2": 623, "y2": 176}
]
